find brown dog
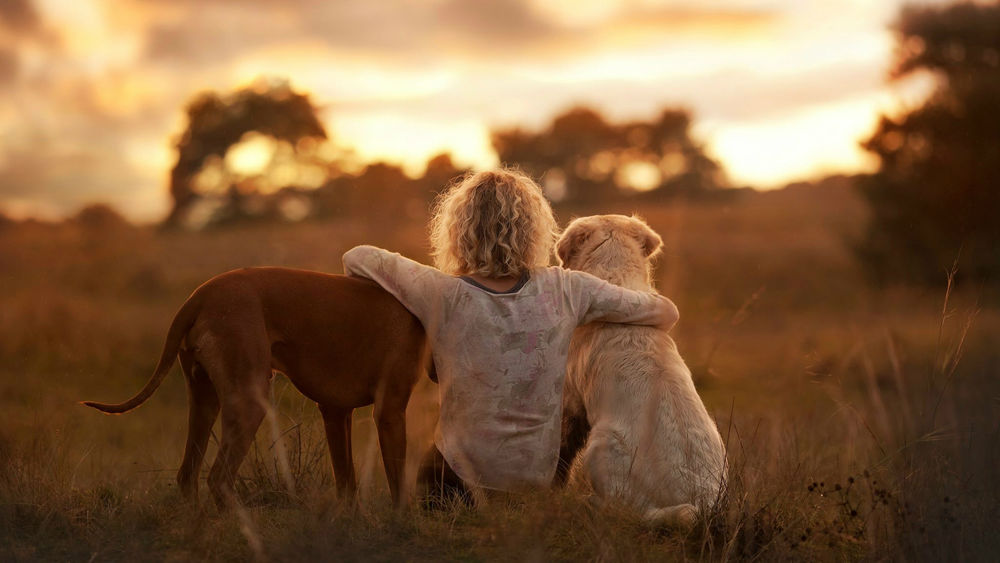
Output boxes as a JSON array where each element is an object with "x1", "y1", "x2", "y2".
[{"x1": 82, "y1": 267, "x2": 428, "y2": 509}]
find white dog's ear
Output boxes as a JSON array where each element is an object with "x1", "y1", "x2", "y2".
[
  {"x1": 557, "y1": 225, "x2": 588, "y2": 266},
  {"x1": 634, "y1": 221, "x2": 663, "y2": 258}
]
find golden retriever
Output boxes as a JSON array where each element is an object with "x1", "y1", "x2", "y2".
[{"x1": 556, "y1": 215, "x2": 726, "y2": 526}]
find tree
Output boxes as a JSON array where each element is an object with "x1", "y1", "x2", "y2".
[
  {"x1": 858, "y1": 1, "x2": 1000, "y2": 284},
  {"x1": 164, "y1": 79, "x2": 328, "y2": 228},
  {"x1": 492, "y1": 106, "x2": 725, "y2": 203}
]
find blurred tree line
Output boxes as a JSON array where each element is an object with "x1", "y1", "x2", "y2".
[
  {"x1": 162, "y1": 80, "x2": 724, "y2": 230},
  {"x1": 492, "y1": 107, "x2": 725, "y2": 202},
  {"x1": 859, "y1": 1, "x2": 1000, "y2": 285}
]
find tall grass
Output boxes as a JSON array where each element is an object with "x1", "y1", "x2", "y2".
[{"x1": 2, "y1": 185, "x2": 998, "y2": 560}]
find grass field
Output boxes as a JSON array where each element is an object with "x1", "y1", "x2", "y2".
[{"x1": 2, "y1": 181, "x2": 998, "y2": 561}]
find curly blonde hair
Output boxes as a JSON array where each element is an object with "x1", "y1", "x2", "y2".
[{"x1": 429, "y1": 169, "x2": 558, "y2": 277}]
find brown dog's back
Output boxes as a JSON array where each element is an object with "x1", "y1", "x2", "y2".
[
  {"x1": 85, "y1": 268, "x2": 425, "y2": 414},
  {"x1": 196, "y1": 268, "x2": 425, "y2": 407}
]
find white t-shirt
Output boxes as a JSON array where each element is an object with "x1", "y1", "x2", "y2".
[{"x1": 343, "y1": 245, "x2": 676, "y2": 491}]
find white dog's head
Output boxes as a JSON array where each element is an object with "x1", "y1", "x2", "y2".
[{"x1": 557, "y1": 214, "x2": 663, "y2": 290}]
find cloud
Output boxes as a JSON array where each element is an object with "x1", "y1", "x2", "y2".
[
  {"x1": 0, "y1": 0, "x2": 40, "y2": 35},
  {"x1": 0, "y1": 141, "x2": 159, "y2": 219},
  {"x1": 683, "y1": 61, "x2": 885, "y2": 123},
  {"x1": 436, "y1": 0, "x2": 555, "y2": 41},
  {"x1": 144, "y1": 18, "x2": 284, "y2": 66},
  {"x1": 609, "y1": 5, "x2": 777, "y2": 35},
  {"x1": 0, "y1": 46, "x2": 17, "y2": 84},
  {"x1": 0, "y1": 60, "x2": 174, "y2": 220},
  {"x1": 138, "y1": 0, "x2": 436, "y2": 65},
  {"x1": 135, "y1": 0, "x2": 778, "y2": 68}
]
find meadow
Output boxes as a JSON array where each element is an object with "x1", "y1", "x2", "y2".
[{"x1": 1, "y1": 181, "x2": 998, "y2": 561}]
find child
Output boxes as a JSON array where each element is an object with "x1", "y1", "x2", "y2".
[{"x1": 342, "y1": 169, "x2": 678, "y2": 500}]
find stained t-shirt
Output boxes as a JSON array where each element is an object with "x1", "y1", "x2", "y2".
[{"x1": 342, "y1": 245, "x2": 676, "y2": 491}]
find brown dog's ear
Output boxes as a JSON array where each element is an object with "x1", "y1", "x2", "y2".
[
  {"x1": 633, "y1": 219, "x2": 663, "y2": 258},
  {"x1": 557, "y1": 224, "x2": 589, "y2": 266}
]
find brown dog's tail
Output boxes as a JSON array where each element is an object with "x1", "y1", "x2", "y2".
[{"x1": 81, "y1": 292, "x2": 202, "y2": 415}]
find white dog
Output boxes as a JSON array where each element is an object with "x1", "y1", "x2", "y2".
[{"x1": 556, "y1": 214, "x2": 726, "y2": 526}]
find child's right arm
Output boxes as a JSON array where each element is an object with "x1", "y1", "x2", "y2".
[
  {"x1": 342, "y1": 245, "x2": 453, "y2": 324},
  {"x1": 566, "y1": 270, "x2": 679, "y2": 331}
]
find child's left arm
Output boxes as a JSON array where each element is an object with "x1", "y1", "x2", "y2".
[{"x1": 567, "y1": 269, "x2": 680, "y2": 331}]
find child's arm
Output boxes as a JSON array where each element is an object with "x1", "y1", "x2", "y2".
[
  {"x1": 342, "y1": 245, "x2": 452, "y2": 324},
  {"x1": 567, "y1": 270, "x2": 679, "y2": 331}
]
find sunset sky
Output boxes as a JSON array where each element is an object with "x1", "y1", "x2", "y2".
[{"x1": 0, "y1": 0, "x2": 946, "y2": 222}]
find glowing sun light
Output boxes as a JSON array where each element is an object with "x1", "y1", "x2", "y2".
[{"x1": 225, "y1": 134, "x2": 276, "y2": 177}]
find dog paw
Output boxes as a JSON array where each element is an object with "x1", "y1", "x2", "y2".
[{"x1": 644, "y1": 503, "x2": 697, "y2": 529}]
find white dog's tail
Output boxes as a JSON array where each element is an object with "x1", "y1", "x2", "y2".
[
  {"x1": 644, "y1": 503, "x2": 698, "y2": 528},
  {"x1": 80, "y1": 291, "x2": 202, "y2": 414}
]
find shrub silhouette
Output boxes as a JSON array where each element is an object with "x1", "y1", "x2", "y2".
[{"x1": 72, "y1": 203, "x2": 131, "y2": 232}]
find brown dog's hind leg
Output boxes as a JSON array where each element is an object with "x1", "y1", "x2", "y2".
[
  {"x1": 206, "y1": 383, "x2": 269, "y2": 510},
  {"x1": 177, "y1": 349, "x2": 220, "y2": 502},
  {"x1": 320, "y1": 405, "x2": 357, "y2": 503}
]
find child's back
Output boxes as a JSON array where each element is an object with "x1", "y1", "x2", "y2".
[{"x1": 343, "y1": 169, "x2": 678, "y2": 494}]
